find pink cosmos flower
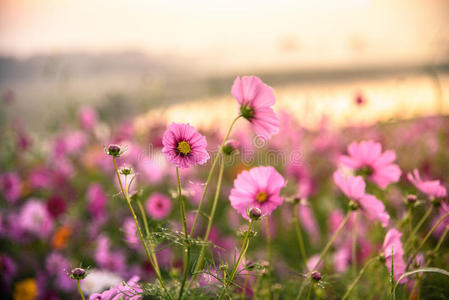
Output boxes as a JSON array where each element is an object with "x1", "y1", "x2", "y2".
[
  {"x1": 123, "y1": 217, "x2": 139, "y2": 249},
  {"x1": 340, "y1": 140, "x2": 402, "y2": 189},
  {"x1": 87, "y1": 183, "x2": 107, "y2": 218},
  {"x1": 78, "y1": 106, "x2": 98, "y2": 130},
  {"x1": 382, "y1": 228, "x2": 407, "y2": 283},
  {"x1": 407, "y1": 169, "x2": 447, "y2": 199},
  {"x1": 95, "y1": 235, "x2": 126, "y2": 275},
  {"x1": 232, "y1": 76, "x2": 280, "y2": 140},
  {"x1": 89, "y1": 275, "x2": 142, "y2": 300},
  {"x1": 0, "y1": 172, "x2": 21, "y2": 203},
  {"x1": 19, "y1": 199, "x2": 54, "y2": 238},
  {"x1": 162, "y1": 123, "x2": 210, "y2": 169},
  {"x1": 229, "y1": 166, "x2": 286, "y2": 220},
  {"x1": 145, "y1": 193, "x2": 172, "y2": 220},
  {"x1": 333, "y1": 170, "x2": 390, "y2": 227}
]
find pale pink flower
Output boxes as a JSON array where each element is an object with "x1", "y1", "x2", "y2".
[
  {"x1": 333, "y1": 170, "x2": 390, "y2": 227},
  {"x1": 95, "y1": 235, "x2": 126, "y2": 274},
  {"x1": 298, "y1": 204, "x2": 319, "y2": 244},
  {"x1": 78, "y1": 106, "x2": 98, "y2": 130},
  {"x1": 407, "y1": 169, "x2": 447, "y2": 199},
  {"x1": 340, "y1": 140, "x2": 401, "y2": 189},
  {"x1": 123, "y1": 218, "x2": 139, "y2": 249},
  {"x1": 19, "y1": 199, "x2": 54, "y2": 238},
  {"x1": 229, "y1": 166, "x2": 286, "y2": 220},
  {"x1": 0, "y1": 172, "x2": 21, "y2": 203},
  {"x1": 232, "y1": 76, "x2": 280, "y2": 140},
  {"x1": 162, "y1": 123, "x2": 210, "y2": 169},
  {"x1": 145, "y1": 193, "x2": 172, "y2": 220},
  {"x1": 89, "y1": 275, "x2": 142, "y2": 300},
  {"x1": 382, "y1": 228, "x2": 407, "y2": 283}
]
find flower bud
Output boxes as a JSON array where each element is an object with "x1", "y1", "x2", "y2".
[
  {"x1": 119, "y1": 166, "x2": 133, "y2": 175},
  {"x1": 106, "y1": 144, "x2": 121, "y2": 157},
  {"x1": 407, "y1": 194, "x2": 417, "y2": 205},
  {"x1": 311, "y1": 270, "x2": 321, "y2": 281},
  {"x1": 348, "y1": 200, "x2": 359, "y2": 211},
  {"x1": 219, "y1": 264, "x2": 228, "y2": 271},
  {"x1": 248, "y1": 207, "x2": 262, "y2": 220},
  {"x1": 222, "y1": 140, "x2": 240, "y2": 156},
  {"x1": 70, "y1": 267, "x2": 87, "y2": 280}
]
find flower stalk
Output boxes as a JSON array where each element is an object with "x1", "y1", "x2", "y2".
[{"x1": 292, "y1": 202, "x2": 309, "y2": 271}]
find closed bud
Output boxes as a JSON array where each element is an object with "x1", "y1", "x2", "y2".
[
  {"x1": 106, "y1": 144, "x2": 121, "y2": 157},
  {"x1": 70, "y1": 267, "x2": 87, "y2": 280},
  {"x1": 119, "y1": 166, "x2": 133, "y2": 175},
  {"x1": 248, "y1": 207, "x2": 262, "y2": 220},
  {"x1": 348, "y1": 200, "x2": 359, "y2": 211},
  {"x1": 222, "y1": 140, "x2": 240, "y2": 156},
  {"x1": 407, "y1": 195, "x2": 417, "y2": 205},
  {"x1": 311, "y1": 270, "x2": 321, "y2": 281},
  {"x1": 219, "y1": 264, "x2": 228, "y2": 271}
]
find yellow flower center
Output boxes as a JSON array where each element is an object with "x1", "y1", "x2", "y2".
[
  {"x1": 177, "y1": 141, "x2": 191, "y2": 155},
  {"x1": 256, "y1": 191, "x2": 268, "y2": 203}
]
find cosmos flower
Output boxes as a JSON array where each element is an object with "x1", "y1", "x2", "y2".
[
  {"x1": 382, "y1": 228, "x2": 407, "y2": 283},
  {"x1": 46, "y1": 196, "x2": 67, "y2": 219},
  {"x1": 89, "y1": 275, "x2": 142, "y2": 300},
  {"x1": 232, "y1": 76, "x2": 280, "y2": 140},
  {"x1": 340, "y1": 140, "x2": 401, "y2": 189},
  {"x1": 78, "y1": 106, "x2": 98, "y2": 130},
  {"x1": 87, "y1": 183, "x2": 107, "y2": 218},
  {"x1": 407, "y1": 169, "x2": 447, "y2": 199},
  {"x1": 122, "y1": 218, "x2": 139, "y2": 249},
  {"x1": 45, "y1": 252, "x2": 73, "y2": 292},
  {"x1": 162, "y1": 122, "x2": 210, "y2": 169},
  {"x1": 0, "y1": 172, "x2": 21, "y2": 203},
  {"x1": 333, "y1": 170, "x2": 390, "y2": 227},
  {"x1": 19, "y1": 199, "x2": 54, "y2": 238},
  {"x1": 229, "y1": 166, "x2": 286, "y2": 220},
  {"x1": 145, "y1": 193, "x2": 172, "y2": 220}
]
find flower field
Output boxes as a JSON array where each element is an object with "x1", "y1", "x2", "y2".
[{"x1": 1, "y1": 76, "x2": 449, "y2": 300}]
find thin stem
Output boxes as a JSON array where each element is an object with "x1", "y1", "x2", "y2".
[
  {"x1": 434, "y1": 225, "x2": 449, "y2": 253},
  {"x1": 352, "y1": 211, "x2": 358, "y2": 276},
  {"x1": 241, "y1": 277, "x2": 249, "y2": 300},
  {"x1": 176, "y1": 167, "x2": 190, "y2": 300},
  {"x1": 342, "y1": 257, "x2": 377, "y2": 300},
  {"x1": 409, "y1": 206, "x2": 434, "y2": 245},
  {"x1": 312, "y1": 211, "x2": 352, "y2": 270},
  {"x1": 408, "y1": 206, "x2": 413, "y2": 236},
  {"x1": 188, "y1": 156, "x2": 225, "y2": 287},
  {"x1": 266, "y1": 216, "x2": 272, "y2": 272},
  {"x1": 113, "y1": 157, "x2": 174, "y2": 300},
  {"x1": 189, "y1": 115, "x2": 241, "y2": 237},
  {"x1": 407, "y1": 211, "x2": 449, "y2": 269},
  {"x1": 306, "y1": 282, "x2": 313, "y2": 300},
  {"x1": 293, "y1": 203, "x2": 309, "y2": 271},
  {"x1": 77, "y1": 280, "x2": 85, "y2": 300},
  {"x1": 136, "y1": 199, "x2": 160, "y2": 274},
  {"x1": 218, "y1": 220, "x2": 255, "y2": 300}
]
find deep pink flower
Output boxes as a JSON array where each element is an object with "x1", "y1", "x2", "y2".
[
  {"x1": 232, "y1": 76, "x2": 280, "y2": 140},
  {"x1": 145, "y1": 193, "x2": 172, "y2": 220},
  {"x1": 0, "y1": 172, "x2": 21, "y2": 203},
  {"x1": 78, "y1": 106, "x2": 98, "y2": 130},
  {"x1": 162, "y1": 123, "x2": 210, "y2": 169},
  {"x1": 407, "y1": 169, "x2": 447, "y2": 199},
  {"x1": 89, "y1": 275, "x2": 142, "y2": 300},
  {"x1": 46, "y1": 195, "x2": 67, "y2": 219},
  {"x1": 333, "y1": 170, "x2": 390, "y2": 227},
  {"x1": 340, "y1": 140, "x2": 401, "y2": 189},
  {"x1": 229, "y1": 166, "x2": 286, "y2": 219},
  {"x1": 95, "y1": 235, "x2": 126, "y2": 274},
  {"x1": 383, "y1": 228, "x2": 407, "y2": 283},
  {"x1": 87, "y1": 184, "x2": 107, "y2": 218}
]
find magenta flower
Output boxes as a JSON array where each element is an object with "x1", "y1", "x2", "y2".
[
  {"x1": 232, "y1": 76, "x2": 280, "y2": 140},
  {"x1": 0, "y1": 172, "x2": 21, "y2": 203},
  {"x1": 78, "y1": 106, "x2": 98, "y2": 130},
  {"x1": 382, "y1": 228, "x2": 407, "y2": 283},
  {"x1": 145, "y1": 193, "x2": 172, "y2": 220},
  {"x1": 340, "y1": 140, "x2": 401, "y2": 189},
  {"x1": 87, "y1": 183, "x2": 107, "y2": 218},
  {"x1": 123, "y1": 217, "x2": 139, "y2": 249},
  {"x1": 89, "y1": 275, "x2": 142, "y2": 300},
  {"x1": 162, "y1": 122, "x2": 210, "y2": 169},
  {"x1": 46, "y1": 195, "x2": 67, "y2": 219},
  {"x1": 333, "y1": 170, "x2": 390, "y2": 227},
  {"x1": 229, "y1": 166, "x2": 286, "y2": 220},
  {"x1": 407, "y1": 169, "x2": 447, "y2": 199}
]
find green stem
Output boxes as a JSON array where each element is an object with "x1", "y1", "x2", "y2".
[
  {"x1": 189, "y1": 115, "x2": 241, "y2": 237},
  {"x1": 293, "y1": 203, "x2": 309, "y2": 271},
  {"x1": 176, "y1": 167, "x2": 190, "y2": 300},
  {"x1": 408, "y1": 206, "x2": 413, "y2": 236},
  {"x1": 77, "y1": 280, "x2": 85, "y2": 300},
  {"x1": 352, "y1": 211, "x2": 358, "y2": 276},
  {"x1": 113, "y1": 157, "x2": 174, "y2": 300},
  {"x1": 266, "y1": 216, "x2": 272, "y2": 272},
  {"x1": 312, "y1": 211, "x2": 352, "y2": 270},
  {"x1": 218, "y1": 220, "x2": 255, "y2": 300},
  {"x1": 342, "y1": 257, "x2": 377, "y2": 300},
  {"x1": 408, "y1": 205, "x2": 433, "y2": 248},
  {"x1": 306, "y1": 282, "x2": 313, "y2": 300},
  {"x1": 241, "y1": 276, "x2": 249, "y2": 300},
  {"x1": 188, "y1": 156, "x2": 225, "y2": 287},
  {"x1": 136, "y1": 199, "x2": 160, "y2": 274},
  {"x1": 407, "y1": 211, "x2": 449, "y2": 269}
]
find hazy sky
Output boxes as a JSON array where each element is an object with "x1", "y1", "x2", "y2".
[{"x1": 1, "y1": 0, "x2": 448, "y2": 71}]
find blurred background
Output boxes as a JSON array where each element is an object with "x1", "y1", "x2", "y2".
[{"x1": 1, "y1": 0, "x2": 449, "y2": 133}]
